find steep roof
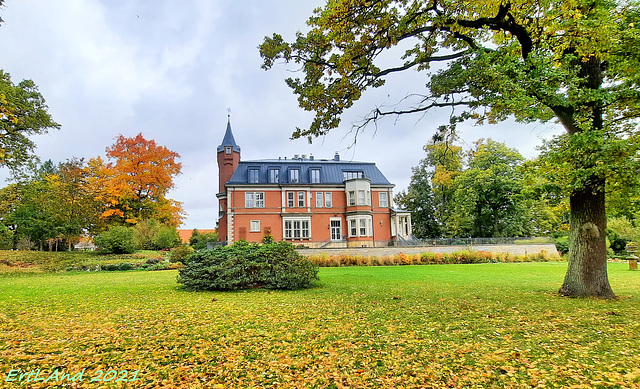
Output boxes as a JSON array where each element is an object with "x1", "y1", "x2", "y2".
[
  {"x1": 227, "y1": 158, "x2": 393, "y2": 186},
  {"x1": 217, "y1": 120, "x2": 241, "y2": 153}
]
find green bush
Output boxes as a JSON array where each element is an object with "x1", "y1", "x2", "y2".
[
  {"x1": 133, "y1": 219, "x2": 181, "y2": 250},
  {"x1": 189, "y1": 229, "x2": 219, "y2": 250},
  {"x1": 555, "y1": 235, "x2": 569, "y2": 255},
  {"x1": 0, "y1": 225, "x2": 13, "y2": 250},
  {"x1": 177, "y1": 241, "x2": 319, "y2": 291},
  {"x1": 169, "y1": 244, "x2": 194, "y2": 263},
  {"x1": 154, "y1": 226, "x2": 181, "y2": 250},
  {"x1": 94, "y1": 226, "x2": 136, "y2": 254}
]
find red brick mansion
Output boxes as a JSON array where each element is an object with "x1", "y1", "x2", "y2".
[{"x1": 216, "y1": 119, "x2": 412, "y2": 247}]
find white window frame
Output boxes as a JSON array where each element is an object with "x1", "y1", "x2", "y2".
[
  {"x1": 316, "y1": 192, "x2": 323, "y2": 207},
  {"x1": 330, "y1": 218, "x2": 342, "y2": 241},
  {"x1": 245, "y1": 192, "x2": 264, "y2": 208},
  {"x1": 283, "y1": 217, "x2": 311, "y2": 240},
  {"x1": 379, "y1": 192, "x2": 389, "y2": 208},
  {"x1": 343, "y1": 171, "x2": 364, "y2": 180},
  {"x1": 269, "y1": 169, "x2": 279, "y2": 183},
  {"x1": 310, "y1": 169, "x2": 321, "y2": 184},
  {"x1": 347, "y1": 215, "x2": 373, "y2": 237},
  {"x1": 287, "y1": 191, "x2": 295, "y2": 207},
  {"x1": 245, "y1": 192, "x2": 254, "y2": 208},
  {"x1": 248, "y1": 169, "x2": 259, "y2": 183},
  {"x1": 325, "y1": 192, "x2": 332, "y2": 207},
  {"x1": 250, "y1": 220, "x2": 261, "y2": 232},
  {"x1": 290, "y1": 169, "x2": 300, "y2": 183},
  {"x1": 358, "y1": 190, "x2": 365, "y2": 206},
  {"x1": 297, "y1": 191, "x2": 305, "y2": 207},
  {"x1": 348, "y1": 191, "x2": 355, "y2": 206},
  {"x1": 359, "y1": 218, "x2": 367, "y2": 236}
]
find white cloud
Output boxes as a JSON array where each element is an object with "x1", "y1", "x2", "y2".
[{"x1": 0, "y1": 0, "x2": 564, "y2": 229}]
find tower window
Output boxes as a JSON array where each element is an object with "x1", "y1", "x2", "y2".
[{"x1": 225, "y1": 146, "x2": 232, "y2": 154}]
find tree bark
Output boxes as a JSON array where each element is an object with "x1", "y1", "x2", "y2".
[{"x1": 559, "y1": 179, "x2": 615, "y2": 298}]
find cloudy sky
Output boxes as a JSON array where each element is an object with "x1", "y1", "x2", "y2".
[{"x1": 0, "y1": 0, "x2": 564, "y2": 229}]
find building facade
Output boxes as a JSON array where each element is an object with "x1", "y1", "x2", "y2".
[{"x1": 217, "y1": 120, "x2": 411, "y2": 247}]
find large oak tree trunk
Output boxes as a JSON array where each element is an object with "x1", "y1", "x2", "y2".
[{"x1": 559, "y1": 179, "x2": 615, "y2": 298}]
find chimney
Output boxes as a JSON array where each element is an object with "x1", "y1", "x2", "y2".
[
  {"x1": 309, "y1": 154, "x2": 314, "y2": 161},
  {"x1": 334, "y1": 152, "x2": 340, "y2": 161}
]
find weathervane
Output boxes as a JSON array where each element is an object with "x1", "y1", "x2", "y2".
[{"x1": 227, "y1": 107, "x2": 231, "y2": 119}]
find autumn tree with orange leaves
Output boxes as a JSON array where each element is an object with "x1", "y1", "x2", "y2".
[{"x1": 93, "y1": 134, "x2": 184, "y2": 227}]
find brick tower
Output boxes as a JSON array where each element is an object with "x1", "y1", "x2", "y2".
[{"x1": 216, "y1": 117, "x2": 240, "y2": 243}]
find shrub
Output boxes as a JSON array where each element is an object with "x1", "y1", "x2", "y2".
[
  {"x1": 94, "y1": 226, "x2": 136, "y2": 254},
  {"x1": 189, "y1": 229, "x2": 219, "y2": 250},
  {"x1": 133, "y1": 219, "x2": 181, "y2": 250},
  {"x1": 177, "y1": 241, "x2": 319, "y2": 291},
  {"x1": 305, "y1": 249, "x2": 560, "y2": 267},
  {"x1": 169, "y1": 244, "x2": 194, "y2": 263},
  {"x1": 0, "y1": 225, "x2": 13, "y2": 250},
  {"x1": 555, "y1": 235, "x2": 569, "y2": 255},
  {"x1": 133, "y1": 219, "x2": 159, "y2": 250},
  {"x1": 154, "y1": 226, "x2": 181, "y2": 250}
]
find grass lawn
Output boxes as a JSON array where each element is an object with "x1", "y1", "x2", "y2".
[{"x1": 1, "y1": 262, "x2": 639, "y2": 388}]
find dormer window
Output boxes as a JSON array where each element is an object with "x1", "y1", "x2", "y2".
[
  {"x1": 225, "y1": 146, "x2": 232, "y2": 154},
  {"x1": 343, "y1": 171, "x2": 364, "y2": 180},
  {"x1": 269, "y1": 169, "x2": 279, "y2": 183},
  {"x1": 289, "y1": 169, "x2": 300, "y2": 183},
  {"x1": 310, "y1": 169, "x2": 321, "y2": 184},
  {"x1": 248, "y1": 168, "x2": 259, "y2": 183}
]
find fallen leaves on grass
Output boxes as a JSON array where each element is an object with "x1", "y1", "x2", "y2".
[{"x1": 0, "y1": 266, "x2": 639, "y2": 388}]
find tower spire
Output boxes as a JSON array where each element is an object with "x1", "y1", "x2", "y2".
[{"x1": 217, "y1": 112, "x2": 240, "y2": 154}]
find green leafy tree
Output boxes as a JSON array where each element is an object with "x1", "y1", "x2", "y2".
[
  {"x1": 394, "y1": 160, "x2": 440, "y2": 239},
  {"x1": 8, "y1": 176, "x2": 62, "y2": 250},
  {"x1": 0, "y1": 224, "x2": 12, "y2": 249},
  {"x1": 448, "y1": 139, "x2": 527, "y2": 237},
  {"x1": 50, "y1": 158, "x2": 103, "y2": 248},
  {"x1": 0, "y1": 71, "x2": 60, "y2": 173},
  {"x1": 425, "y1": 135, "x2": 464, "y2": 234},
  {"x1": 260, "y1": 0, "x2": 640, "y2": 298},
  {"x1": 606, "y1": 217, "x2": 639, "y2": 254},
  {"x1": 0, "y1": 159, "x2": 104, "y2": 250}
]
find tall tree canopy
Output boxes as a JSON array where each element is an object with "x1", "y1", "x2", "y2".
[
  {"x1": 260, "y1": 0, "x2": 640, "y2": 298},
  {"x1": 96, "y1": 133, "x2": 184, "y2": 226},
  {"x1": 398, "y1": 137, "x2": 558, "y2": 238},
  {"x1": 0, "y1": 71, "x2": 60, "y2": 172},
  {"x1": 449, "y1": 139, "x2": 527, "y2": 237}
]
